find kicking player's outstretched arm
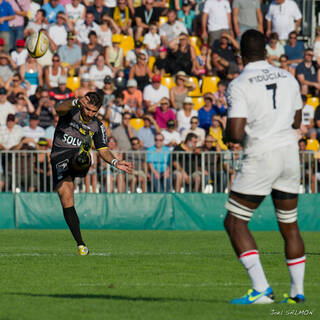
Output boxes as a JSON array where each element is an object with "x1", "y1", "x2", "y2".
[{"x1": 98, "y1": 148, "x2": 133, "y2": 174}]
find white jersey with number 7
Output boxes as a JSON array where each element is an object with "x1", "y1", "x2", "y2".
[{"x1": 226, "y1": 60, "x2": 302, "y2": 156}]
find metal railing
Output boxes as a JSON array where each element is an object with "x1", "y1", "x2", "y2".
[{"x1": 0, "y1": 150, "x2": 318, "y2": 194}]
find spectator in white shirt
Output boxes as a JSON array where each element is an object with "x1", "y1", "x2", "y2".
[
  {"x1": 48, "y1": 12, "x2": 68, "y2": 47},
  {"x1": 10, "y1": 39, "x2": 28, "y2": 67},
  {"x1": 22, "y1": 113, "x2": 45, "y2": 147},
  {"x1": 143, "y1": 74, "x2": 169, "y2": 111},
  {"x1": 65, "y1": 0, "x2": 86, "y2": 30},
  {"x1": 159, "y1": 9, "x2": 188, "y2": 46},
  {"x1": 24, "y1": 9, "x2": 48, "y2": 38},
  {"x1": 177, "y1": 96, "x2": 198, "y2": 133},
  {"x1": 202, "y1": 0, "x2": 233, "y2": 47},
  {"x1": 162, "y1": 119, "x2": 181, "y2": 151},
  {"x1": 143, "y1": 24, "x2": 161, "y2": 56},
  {"x1": 0, "y1": 87, "x2": 15, "y2": 126},
  {"x1": 88, "y1": 54, "x2": 113, "y2": 89},
  {"x1": 181, "y1": 116, "x2": 205, "y2": 147},
  {"x1": 266, "y1": 0, "x2": 302, "y2": 44},
  {"x1": 75, "y1": 10, "x2": 100, "y2": 45},
  {"x1": 0, "y1": 113, "x2": 23, "y2": 150}
]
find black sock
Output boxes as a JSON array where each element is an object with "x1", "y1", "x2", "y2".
[{"x1": 63, "y1": 206, "x2": 85, "y2": 246}]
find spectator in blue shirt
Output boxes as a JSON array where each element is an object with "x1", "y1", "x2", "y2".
[
  {"x1": 147, "y1": 133, "x2": 171, "y2": 192},
  {"x1": 137, "y1": 114, "x2": 161, "y2": 149},
  {"x1": 198, "y1": 92, "x2": 227, "y2": 132},
  {"x1": 42, "y1": 0, "x2": 65, "y2": 24},
  {"x1": 284, "y1": 31, "x2": 304, "y2": 68},
  {"x1": 0, "y1": 0, "x2": 15, "y2": 53}
]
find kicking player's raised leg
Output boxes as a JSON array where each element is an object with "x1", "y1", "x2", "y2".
[
  {"x1": 271, "y1": 189, "x2": 305, "y2": 304},
  {"x1": 57, "y1": 177, "x2": 88, "y2": 256},
  {"x1": 224, "y1": 191, "x2": 274, "y2": 304}
]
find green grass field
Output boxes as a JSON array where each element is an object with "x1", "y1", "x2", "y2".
[{"x1": 0, "y1": 230, "x2": 319, "y2": 320}]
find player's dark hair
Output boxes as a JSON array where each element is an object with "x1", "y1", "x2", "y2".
[
  {"x1": 185, "y1": 132, "x2": 198, "y2": 143},
  {"x1": 240, "y1": 29, "x2": 266, "y2": 62},
  {"x1": 85, "y1": 92, "x2": 103, "y2": 109}
]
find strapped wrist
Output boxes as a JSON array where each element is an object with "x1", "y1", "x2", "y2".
[
  {"x1": 111, "y1": 159, "x2": 118, "y2": 167},
  {"x1": 72, "y1": 98, "x2": 79, "y2": 107}
]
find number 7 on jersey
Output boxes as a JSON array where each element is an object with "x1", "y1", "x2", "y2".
[{"x1": 266, "y1": 83, "x2": 277, "y2": 109}]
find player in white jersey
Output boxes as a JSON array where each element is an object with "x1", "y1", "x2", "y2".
[{"x1": 223, "y1": 30, "x2": 305, "y2": 305}]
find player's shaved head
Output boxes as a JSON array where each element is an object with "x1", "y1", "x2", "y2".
[{"x1": 240, "y1": 29, "x2": 266, "y2": 64}]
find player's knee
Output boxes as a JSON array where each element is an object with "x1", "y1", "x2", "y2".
[
  {"x1": 276, "y1": 208, "x2": 297, "y2": 223},
  {"x1": 225, "y1": 198, "x2": 254, "y2": 222}
]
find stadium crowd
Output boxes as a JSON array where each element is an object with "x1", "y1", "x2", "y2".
[{"x1": 0, "y1": 0, "x2": 319, "y2": 193}]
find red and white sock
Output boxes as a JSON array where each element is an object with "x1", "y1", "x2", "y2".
[
  {"x1": 286, "y1": 255, "x2": 306, "y2": 297},
  {"x1": 239, "y1": 250, "x2": 269, "y2": 292}
]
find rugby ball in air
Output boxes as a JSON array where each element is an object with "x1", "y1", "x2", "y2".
[{"x1": 26, "y1": 31, "x2": 49, "y2": 59}]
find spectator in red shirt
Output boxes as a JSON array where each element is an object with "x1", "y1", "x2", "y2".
[{"x1": 49, "y1": 75, "x2": 74, "y2": 102}]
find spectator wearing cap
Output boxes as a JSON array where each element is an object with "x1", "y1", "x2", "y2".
[
  {"x1": 44, "y1": 53, "x2": 67, "y2": 89},
  {"x1": 24, "y1": 9, "x2": 48, "y2": 38},
  {"x1": 81, "y1": 30, "x2": 104, "y2": 69},
  {"x1": 22, "y1": 113, "x2": 45, "y2": 146},
  {"x1": 162, "y1": 119, "x2": 181, "y2": 151},
  {"x1": 0, "y1": 113, "x2": 24, "y2": 150},
  {"x1": 129, "y1": 52, "x2": 152, "y2": 92},
  {"x1": 0, "y1": 0, "x2": 15, "y2": 53},
  {"x1": 58, "y1": 31, "x2": 82, "y2": 73},
  {"x1": 49, "y1": 75, "x2": 74, "y2": 102},
  {"x1": 0, "y1": 52, "x2": 16, "y2": 83},
  {"x1": 13, "y1": 92, "x2": 35, "y2": 127},
  {"x1": 153, "y1": 97, "x2": 176, "y2": 129},
  {"x1": 153, "y1": 46, "x2": 171, "y2": 75},
  {"x1": 74, "y1": 73, "x2": 91, "y2": 99},
  {"x1": 35, "y1": 88, "x2": 57, "y2": 129},
  {"x1": 42, "y1": 0, "x2": 65, "y2": 24},
  {"x1": 181, "y1": 116, "x2": 205, "y2": 147},
  {"x1": 48, "y1": 11, "x2": 68, "y2": 47},
  {"x1": 143, "y1": 23, "x2": 161, "y2": 56},
  {"x1": 176, "y1": 96, "x2": 198, "y2": 133},
  {"x1": 143, "y1": 74, "x2": 169, "y2": 112},
  {"x1": 7, "y1": 0, "x2": 29, "y2": 51},
  {"x1": 198, "y1": 92, "x2": 227, "y2": 132},
  {"x1": 106, "y1": 90, "x2": 131, "y2": 129},
  {"x1": 125, "y1": 40, "x2": 148, "y2": 69},
  {"x1": 10, "y1": 39, "x2": 28, "y2": 67},
  {"x1": 170, "y1": 70, "x2": 195, "y2": 110},
  {"x1": 177, "y1": 0, "x2": 196, "y2": 35},
  {"x1": 111, "y1": 0, "x2": 133, "y2": 37},
  {"x1": 101, "y1": 75, "x2": 115, "y2": 109},
  {"x1": 87, "y1": 0, "x2": 110, "y2": 24},
  {"x1": 20, "y1": 55, "x2": 43, "y2": 95},
  {"x1": 232, "y1": 0, "x2": 263, "y2": 40},
  {"x1": 123, "y1": 79, "x2": 143, "y2": 117},
  {"x1": 88, "y1": 54, "x2": 113, "y2": 89},
  {"x1": 75, "y1": 10, "x2": 100, "y2": 45},
  {"x1": 105, "y1": 34, "x2": 124, "y2": 76},
  {"x1": 202, "y1": 0, "x2": 233, "y2": 48},
  {"x1": 136, "y1": 113, "x2": 160, "y2": 149},
  {"x1": 0, "y1": 87, "x2": 15, "y2": 126},
  {"x1": 160, "y1": 9, "x2": 188, "y2": 46},
  {"x1": 135, "y1": 0, "x2": 163, "y2": 41}
]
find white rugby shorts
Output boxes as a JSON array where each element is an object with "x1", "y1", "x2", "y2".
[{"x1": 231, "y1": 144, "x2": 300, "y2": 196}]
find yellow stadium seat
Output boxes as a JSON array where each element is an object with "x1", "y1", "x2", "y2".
[
  {"x1": 201, "y1": 76, "x2": 220, "y2": 94},
  {"x1": 66, "y1": 76, "x2": 80, "y2": 91},
  {"x1": 186, "y1": 76, "x2": 200, "y2": 96},
  {"x1": 189, "y1": 36, "x2": 201, "y2": 55},
  {"x1": 130, "y1": 118, "x2": 144, "y2": 130},
  {"x1": 148, "y1": 56, "x2": 156, "y2": 71},
  {"x1": 161, "y1": 76, "x2": 175, "y2": 89},
  {"x1": 306, "y1": 97, "x2": 320, "y2": 109},
  {"x1": 118, "y1": 35, "x2": 134, "y2": 56},
  {"x1": 192, "y1": 97, "x2": 204, "y2": 111},
  {"x1": 158, "y1": 16, "x2": 168, "y2": 26}
]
